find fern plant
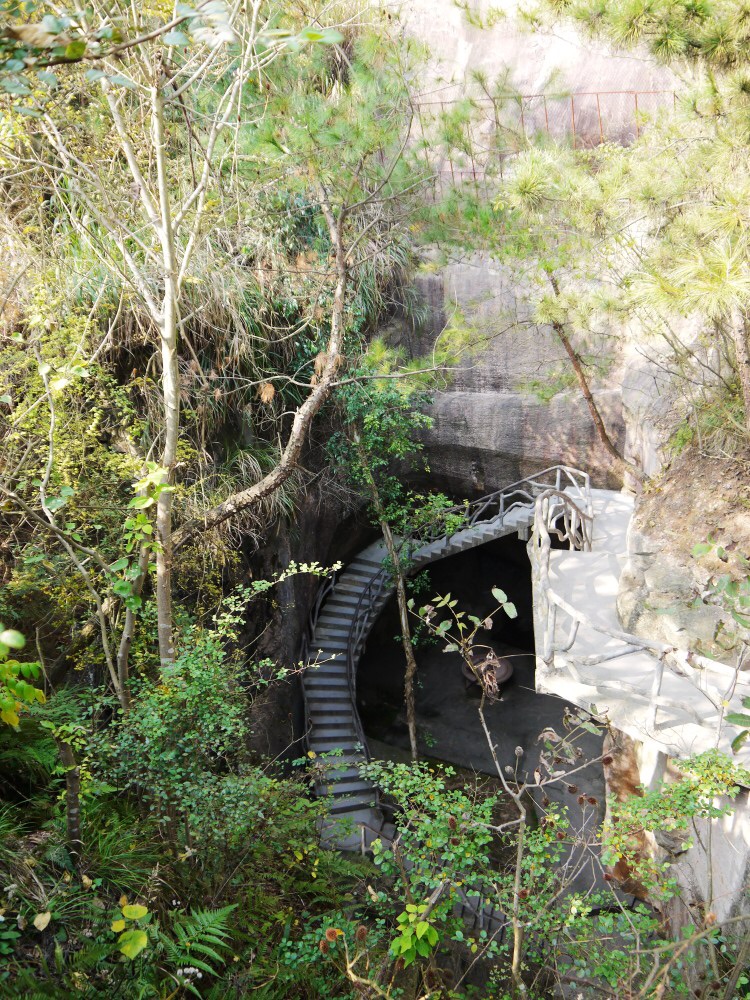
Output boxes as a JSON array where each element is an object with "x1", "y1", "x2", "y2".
[{"x1": 160, "y1": 905, "x2": 237, "y2": 997}]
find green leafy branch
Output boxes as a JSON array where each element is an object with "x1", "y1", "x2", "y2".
[{"x1": 0, "y1": 626, "x2": 44, "y2": 727}]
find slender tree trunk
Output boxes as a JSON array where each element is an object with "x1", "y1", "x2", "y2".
[
  {"x1": 115, "y1": 542, "x2": 151, "y2": 705},
  {"x1": 379, "y1": 517, "x2": 420, "y2": 762},
  {"x1": 723, "y1": 929, "x2": 750, "y2": 1000},
  {"x1": 548, "y1": 275, "x2": 642, "y2": 481},
  {"x1": 733, "y1": 315, "x2": 750, "y2": 434},
  {"x1": 55, "y1": 739, "x2": 82, "y2": 868},
  {"x1": 171, "y1": 187, "x2": 348, "y2": 550},
  {"x1": 477, "y1": 696, "x2": 526, "y2": 997},
  {"x1": 152, "y1": 77, "x2": 180, "y2": 669},
  {"x1": 362, "y1": 465, "x2": 420, "y2": 762}
]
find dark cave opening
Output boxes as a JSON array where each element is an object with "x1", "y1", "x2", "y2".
[{"x1": 355, "y1": 532, "x2": 604, "y2": 800}]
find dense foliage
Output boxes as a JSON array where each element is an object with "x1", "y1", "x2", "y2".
[{"x1": 1, "y1": 0, "x2": 750, "y2": 997}]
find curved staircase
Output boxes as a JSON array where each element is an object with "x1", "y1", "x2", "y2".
[{"x1": 301, "y1": 466, "x2": 591, "y2": 850}]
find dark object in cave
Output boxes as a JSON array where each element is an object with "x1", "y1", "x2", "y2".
[{"x1": 461, "y1": 649, "x2": 514, "y2": 701}]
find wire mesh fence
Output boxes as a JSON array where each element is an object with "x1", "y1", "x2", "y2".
[{"x1": 412, "y1": 89, "x2": 676, "y2": 199}]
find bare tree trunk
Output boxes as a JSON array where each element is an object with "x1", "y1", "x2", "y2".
[
  {"x1": 548, "y1": 275, "x2": 642, "y2": 481},
  {"x1": 172, "y1": 187, "x2": 348, "y2": 551},
  {"x1": 723, "y1": 928, "x2": 750, "y2": 1000},
  {"x1": 115, "y1": 542, "x2": 150, "y2": 705},
  {"x1": 152, "y1": 77, "x2": 179, "y2": 669},
  {"x1": 378, "y1": 515, "x2": 420, "y2": 762},
  {"x1": 734, "y1": 316, "x2": 750, "y2": 434},
  {"x1": 55, "y1": 739, "x2": 82, "y2": 868}
]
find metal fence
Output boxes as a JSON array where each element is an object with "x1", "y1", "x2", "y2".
[{"x1": 412, "y1": 89, "x2": 676, "y2": 197}]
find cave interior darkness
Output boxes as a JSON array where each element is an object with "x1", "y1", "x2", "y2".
[{"x1": 353, "y1": 531, "x2": 608, "y2": 859}]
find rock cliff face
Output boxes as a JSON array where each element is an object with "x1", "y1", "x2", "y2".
[
  {"x1": 389, "y1": 256, "x2": 628, "y2": 494},
  {"x1": 400, "y1": 0, "x2": 675, "y2": 105},
  {"x1": 617, "y1": 452, "x2": 750, "y2": 662},
  {"x1": 389, "y1": 0, "x2": 678, "y2": 492},
  {"x1": 400, "y1": 0, "x2": 676, "y2": 155}
]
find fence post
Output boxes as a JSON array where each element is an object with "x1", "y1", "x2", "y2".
[
  {"x1": 570, "y1": 95, "x2": 576, "y2": 149},
  {"x1": 649, "y1": 652, "x2": 666, "y2": 731}
]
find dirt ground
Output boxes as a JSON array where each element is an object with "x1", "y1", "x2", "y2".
[{"x1": 635, "y1": 449, "x2": 750, "y2": 581}]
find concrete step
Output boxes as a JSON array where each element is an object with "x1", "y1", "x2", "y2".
[
  {"x1": 342, "y1": 565, "x2": 380, "y2": 582},
  {"x1": 316, "y1": 628, "x2": 351, "y2": 643},
  {"x1": 318, "y1": 606, "x2": 356, "y2": 621},
  {"x1": 310, "y1": 730, "x2": 361, "y2": 745},
  {"x1": 304, "y1": 660, "x2": 346, "y2": 675},
  {"x1": 308, "y1": 712, "x2": 356, "y2": 726},
  {"x1": 305, "y1": 679, "x2": 346, "y2": 692},
  {"x1": 304, "y1": 680, "x2": 349, "y2": 692},
  {"x1": 306, "y1": 645, "x2": 345, "y2": 658},
  {"x1": 323, "y1": 587, "x2": 357, "y2": 614},
  {"x1": 332, "y1": 581, "x2": 369, "y2": 599},
  {"x1": 319, "y1": 779, "x2": 377, "y2": 798},
  {"x1": 313, "y1": 720, "x2": 359, "y2": 734},
  {"x1": 306, "y1": 690, "x2": 352, "y2": 702},
  {"x1": 350, "y1": 556, "x2": 386, "y2": 571},
  {"x1": 320, "y1": 808, "x2": 383, "y2": 850},
  {"x1": 316, "y1": 766, "x2": 364, "y2": 783},
  {"x1": 317, "y1": 615, "x2": 355, "y2": 629},
  {"x1": 313, "y1": 639, "x2": 349, "y2": 652},
  {"x1": 329, "y1": 793, "x2": 378, "y2": 815},
  {"x1": 309, "y1": 742, "x2": 362, "y2": 756}
]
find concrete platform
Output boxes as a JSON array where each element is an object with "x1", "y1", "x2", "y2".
[{"x1": 535, "y1": 490, "x2": 750, "y2": 764}]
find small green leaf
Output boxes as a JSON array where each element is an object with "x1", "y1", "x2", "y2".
[
  {"x1": 731, "y1": 730, "x2": 749, "y2": 754},
  {"x1": 36, "y1": 70, "x2": 58, "y2": 88},
  {"x1": 491, "y1": 587, "x2": 507, "y2": 604},
  {"x1": 725, "y1": 713, "x2": 750, "y2": 727},
  {"x1": 504, "y1": 602, "x2": 518, "y2": 619},
  {"x1": 163, "y1": 30, "x2": 189, "y2": 45},
  {"x1": 118, "y1": 927, "x2": 148, "y2": 958},
  {"x1": 298, "y1": 26, "x2": 344, "y2": 44},
  {"x1": 108, "y1": 74, "x2": 136, "y2": 90},
  {"x1": 128, "y1": 496, "x2": 154, "y2": 509},
  {"x1": 121, "y1": 903, "x2": 148, "y2": 920},
  {"x1": 415, "y1": 937, "x2": 432, "y2": 957},
  {"x1": 64, "y1": 40, "x2": 86, "y2": 60},
  {"x1": 109, "y1": 557, "x2": 129, "y2": 572},
  {"x1": 0, "y1": 630, "x2": 25, "y2": 650}
]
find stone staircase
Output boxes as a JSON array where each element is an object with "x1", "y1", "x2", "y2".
[{"x1": 303, "y1": 501, "x2": 542, "y2": 849}]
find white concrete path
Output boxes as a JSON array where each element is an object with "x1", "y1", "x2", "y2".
[{"x1": 535, "y1": 490, "x2": 750, "y2": 765}]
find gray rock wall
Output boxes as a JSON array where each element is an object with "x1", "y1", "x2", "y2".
[
  {"x1": 399, "y1": 0, "x2": 677, "y2": 147},
  {"x1": 390, "y1": 255, "x2": 627, "y2": 493}
]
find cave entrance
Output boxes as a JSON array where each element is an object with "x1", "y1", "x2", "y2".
[{"x1": 356, "y1": 532, "x2": 603, "y2": 785}]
